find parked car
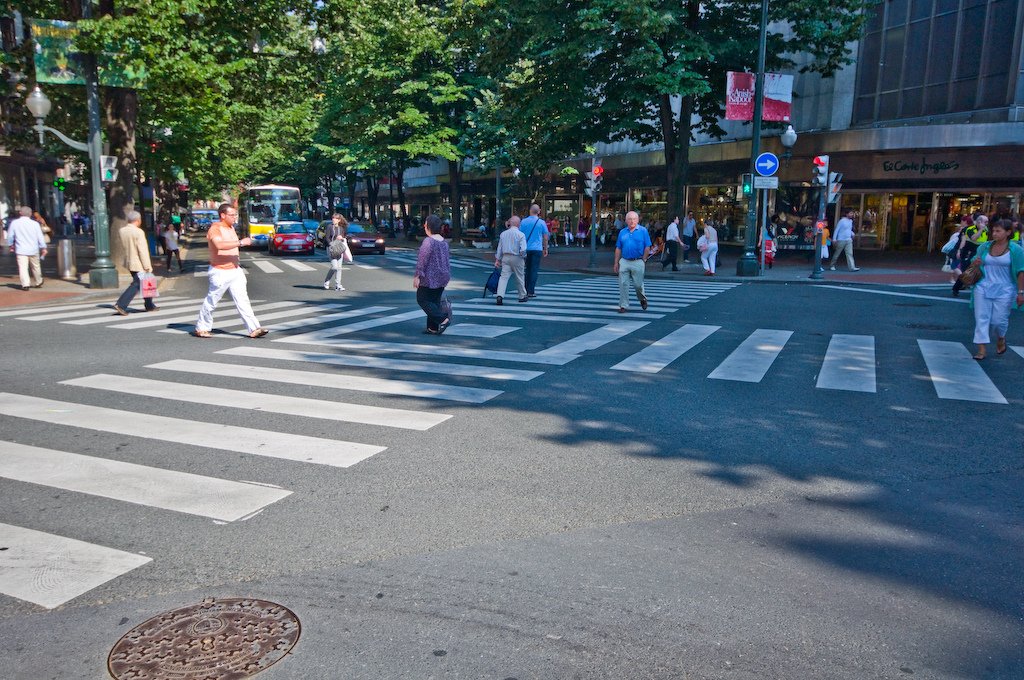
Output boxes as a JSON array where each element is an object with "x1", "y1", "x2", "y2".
[{"x1": 268, "y1": 222, "x2": 315, "y2": 255}]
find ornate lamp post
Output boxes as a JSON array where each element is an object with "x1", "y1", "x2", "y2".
[
  {"x1": 780, "y1": 125, "x2": 797, "y2": 166},
  {"x1": 27, "y1": 84, "x2": 118, "y2": 288}
]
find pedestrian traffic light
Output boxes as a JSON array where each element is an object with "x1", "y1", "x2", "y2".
[
  {"x1": 593, "y1": 163, "x2": 604, "y2": 193},
  {"x1": 827, "y1": 171, "x2": 843, "y2": 204},
  {"x1": 741, "y1": 173, "x2": 753, "y2": 197},
  {"x1": 812, "y1": 155, "x2": 829, "y2": 185},
  {"x1": 584, "y1": 171, "x2": 596, "y2": 197},
  {"x1": 53, "y1": 177, "x2": 66, "y2": 192}
]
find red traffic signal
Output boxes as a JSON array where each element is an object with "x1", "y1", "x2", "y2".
[
  {"x1": 813, "y1": 156, "x2": 828, "y2": 167},
  {"x1": 815, "y1": 220, "x2": 827, "y2": 233},
  {"x1": 593, "y1": 164, "x2": 604, "y2": 178}
]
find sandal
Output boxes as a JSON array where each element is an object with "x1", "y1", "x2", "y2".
[
  {"x1": 249, "y1": 328, "x2": 269, "y2": 339},
  {"x1": 997, "y1": 339, "x2": 1007, "y2": 355},
  {"x1": 973, "y1": 353, "x2": 985, "y2": 361},
  {"x1": 192, "y1": 329, "x2": 212, "y2": 338}
]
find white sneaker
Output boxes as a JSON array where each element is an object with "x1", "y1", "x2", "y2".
[
  {"x1": 323, "y1": 282, "x2": 330, "y2": 289},
  {"x1": 829, "y1": 266, "x2": 836, "y2": 271},
  {"x1": 335, "y1": 285, "x2": 345, "y2": 291}
]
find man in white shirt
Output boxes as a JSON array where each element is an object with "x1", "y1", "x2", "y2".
[
  {"x1": 494, "y1": 216, "x2": 528, "y2": 304},
  {"x1": 682, "y1": 211, "x2": 697, "y2": 262},
  {"x1": 663, "y1": 216, "x2": 683, "y2": 271},
  {"x1": 829, "y1": 209, "x2": 861, "y2": 271},
  {"x1": 7, "y1": 206, "x2": 47, "y2": 290}
]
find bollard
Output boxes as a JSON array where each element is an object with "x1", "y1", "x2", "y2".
[{"x1": 56, "y1": 238, "x2": 77, "y2": 280}]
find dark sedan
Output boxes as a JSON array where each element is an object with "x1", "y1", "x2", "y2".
[{"x1": 269, "y1": 222, "x2": 315, "y2": 255}]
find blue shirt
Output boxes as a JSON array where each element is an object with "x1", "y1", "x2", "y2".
[
  {"x1": 520, "y1": 216, "x2": 549, "y2": 251},
  {"x1": 616, "y1": 226, "x2": 652, "y2": 260}
]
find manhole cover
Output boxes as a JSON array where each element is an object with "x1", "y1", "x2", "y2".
[
  {"x1": 108, "y1": 597, "x2": 300, "y2": 679},
  {"x1": 907, "y1": 323, "x2": 952, "y2": 331}
]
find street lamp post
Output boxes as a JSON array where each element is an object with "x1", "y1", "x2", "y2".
[
  {"x1": 26, "y1": 82, "x2": 118, "y2": 288},
  {"x1": 736, "y1": 0, "x2": 771, "y2": 277},
  {"x1": 780, "y1": 124, "x2": 797, "y2": 166}
]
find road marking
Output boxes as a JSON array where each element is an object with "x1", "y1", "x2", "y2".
[
  {"x1": 159, "y1": 306, "x2": 393, "y2": 336},
  {"x1": 0, "y1": 300, "x2": 122, "y2": 318},
  {"x1": 61, "y1": 374, "x2": 453, "y2": 430},
  {"x1": 610, "y1": 324, "x2": 719, "y2": 373},
  {"x1": 463, "y1": 298, "x2": 679, "y2": 313},
  {"x1": 816, "y1": 285, "x2": 968, "y2": 304},
  {"x1": 280, "y1": 310, "x2": 426, "y2": 344},
  {"x1": 279, "y1": 259, "x2": 317, "y2": 271},
  {"x1": 709, "y1": 329, "x2": 793, "y2": 383},
  {"x1": 148, "y1": 359, "x2": 503, "y2": 404},
  {"x1": 13, "y1": 297, "x2": 191, "y2": 321},
  {"x1": 539, "y1": 321, "x2": 650, "y2": 360},
  {"x1": 0, "y1": 441, "x2": 291, "y2": 521},
  {"x1": 815, "y1": 334, "x2": 877, "y2": 393},
  {"x1": 218, "y1": 346, "x2": 543, "y2": 380},
  {"x1": 441, "y1": 323, "x2": 519, "y2": 338},
  {"x1": 252, "y1": 260, "x2": 283, "y2": 273},
  {"x1": 194, "y1": 269, "x2": 210, "y2": 277},
  {"x1": 0, "y1": 522, "x2": 152, "y2": 609},
  {"x1": 454, "y1": 309, "x2": 659, "y2": 322},
  {"x1": 539, "y1": 284, "x2": 703, "y2": 301},
  {"x1": 917, "y1": 340, "x2": 1007, "y2": 404},
  {"x1": 270, "y1": 338, "x2": 574, "y2": 364},
  {"x1": 1013, "y1": 346, "x2": 1024, "y2": 360},
  {"x1": 0, "y1": 392, "x2": 384, "y2": 468},
  {"x1": 544, "y1": 280, "x2": 738, "y2": 292},
  {"x1": 108, "y1": 301, "x2": 302, "y2": 329}
]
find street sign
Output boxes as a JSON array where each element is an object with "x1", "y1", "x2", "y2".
[
  {"x1": 753, "y1": 176, "x2": 778, "y2": 189},
  {"x1": 755, "y1": 152, "x2": 779, "y2": 177}
]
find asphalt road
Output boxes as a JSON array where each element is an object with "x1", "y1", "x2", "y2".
[{"x1": 0, "y1": 243, "x2": 1021, "y2": 679}]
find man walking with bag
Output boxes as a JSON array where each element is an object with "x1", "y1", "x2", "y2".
[
  {"x1": 663, "y1": 215, "x2": 682, "y2": 271},
  {"x1": 114, "y1": 210, "x2": 158, "y2": 315},
  {"x1": 494, "y1": 215, "x2": 528, "y2": 305},
  {"x1": 193, "y1": 203, "x2": 268, "y2": 339},
  {"x1": 520, "y1": 203, "x2": 549, "y2": 298},
  {"x1": 829, "y1": 209, "x2": 861, "y2": 272},
  {"x1": 614, "y1": 211, "x2": 651, "y2": 313},
  {"x1": 6, "y1": 206, "x2": 47, "y2": 290}
]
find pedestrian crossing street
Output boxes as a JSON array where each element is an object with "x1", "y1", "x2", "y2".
[{"x1": 209, "y1": 250, "x2": 498, "y2": 276}]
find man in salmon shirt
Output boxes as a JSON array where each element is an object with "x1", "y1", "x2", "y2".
[{"x1": 192, "y1": 203, "x2": 268, "y2": 338}]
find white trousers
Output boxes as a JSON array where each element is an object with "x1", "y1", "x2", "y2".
[
  {"x1": 701, "y1": 243, "x2": 718, "y2": 273},
  {"x1": 324, "y1": 258, "x2": 344, "y2": 287},
  {"x1": 618, "y1": 258, "x2": 646, "y2": 309},
  {"x1": 196, "y1": 266, "x2": 260, "y2": 333},
  {"x1": 497, "y1": 254, "x2": 526, "y2": 298},
  {"x1": 973, "y1": 290, "x2": 1013, "y2": 344},
  {"x1": 16, "y1": 254, "x2": 42, "y2": 287}
]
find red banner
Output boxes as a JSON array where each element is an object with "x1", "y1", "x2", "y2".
[{"x1": 725, "y1": 72, "x2": 794, "y2": 122}]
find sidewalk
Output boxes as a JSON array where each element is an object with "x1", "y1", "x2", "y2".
[
  {"x1": 0, "y1": 234, "x2": 193, "y2": 309},
  {"x1": 445, "y1": 242, "x2": 954, "y2": 286}
]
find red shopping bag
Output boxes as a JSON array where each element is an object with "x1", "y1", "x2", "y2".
[{"x1": 140, "y1": 273, "x2": 159, "y2": 299}]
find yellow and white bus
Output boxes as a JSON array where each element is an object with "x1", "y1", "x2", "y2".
[{"x1": 243, "y1": 184, "x2": 303, "y2": 248}]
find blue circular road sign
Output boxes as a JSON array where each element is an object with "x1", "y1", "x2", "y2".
[{"x1": 755, "y1": 152, "x2": 779, "y2": 177}]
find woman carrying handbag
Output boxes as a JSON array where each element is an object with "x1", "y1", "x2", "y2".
[{"x1": 967, "y1": 219, "x2": 1024, "y2": 360}]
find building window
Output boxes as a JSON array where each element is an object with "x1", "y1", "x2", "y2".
[{"x1": 853, "y1": 0, "x2": 1022, "y2": 123}]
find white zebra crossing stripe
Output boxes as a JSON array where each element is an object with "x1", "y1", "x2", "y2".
[
  {"x1": 159, "y1": 306, "x2": 394, "y2": 336},
  {"x1": 0, "y1": 300, "x2": 128, "y2": 318},
  {"x1": 454, "y1": 307, "x2": 661, "y2": 321},
  {"x1": 0, "y1": 522, "x2": 152, "y2": 609},
  {"x1": 280, "y1": 310, "x2": 424, "y2": 344},
  {"x1": 108, "y1": 301, "x2": 301, "y2": 330},
  {"x1": 817, "y1": 334, "x2": 877, "y2": 393},
  {"x1": 60, "y1": 375, "x2": 452, "y2": 430},
  {"x1": 464, "y1": 298, "x2": 679, "y2": 313},
  {"x1": 13, "y1": 298, "x2": 191, "y2": 321},
  {"x1": 280, "y1": 259, "x2": 317, "y2": 272},
  {"x1": 610, "y1": 324, "x2": 719, "y2": 374},
  {"x1": 1013, "y1": 346, "x2": 1024, "y2": 360},
  {"x1": 252, "y1": 260, "x2": 283, "y2": 273},
  {"x1": 194, "y1": 269, "x2": 210, "y2": 277},
  {"x1": 217, "y1": 346, "x2": 544, "y2": 381},
  {"x1": 271, "y1": 337, "x2": 574, "y2": 364},
  {"x1": 539, "y1": 321, "x2": 649, "y2": 361},
  {"x1": 917, "y1": 340, "x2": 1008, "y2": 404},
  {"x1": 0, "y1": 441, "x2": 291, "y2": 521},
  {"x1": 147, "y1": 359, "x2": 503, "y2": 404},
  {"x1": 709, "y1": 329, "x2": 793, "y2": 383},
  {"x1": 0, "y1": 393, "x2": 384, "y2": 468}
]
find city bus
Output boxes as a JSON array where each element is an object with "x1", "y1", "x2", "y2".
[{"x1": 243, "y1": 184, "x2": 304, "y2": 248}]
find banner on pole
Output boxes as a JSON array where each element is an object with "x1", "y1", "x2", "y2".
[
  {"x1": 31, "y1": 19, "x2": 146, "y2": 88},
  {"x1": 725, "y1": 72, "x2": 793, "y2": 122}
]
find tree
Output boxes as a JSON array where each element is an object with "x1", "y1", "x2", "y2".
[{"x1": 479, "y1": 0, "x2": 875, "y2": 220}]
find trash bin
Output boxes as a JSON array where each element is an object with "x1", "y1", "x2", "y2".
[{"x1": 56, "y1": 238, "x2": 77, "y2": 280}]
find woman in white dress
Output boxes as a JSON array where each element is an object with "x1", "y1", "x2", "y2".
[
  {"x1": 701, "y1": 222, "x2": 719, "y2": 275},
  {"x1": 969, "y1": 220, "x2": 1024, "y2": 360}
]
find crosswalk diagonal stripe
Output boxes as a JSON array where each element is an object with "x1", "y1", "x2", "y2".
[
  {"x1": 708, "y1": 329, "x2": 793, "y2": 383},
  {"x1": 0, "y1": 392, "x2": 384, "y2": 468},
  {"x1": 538, "y1": 321, "x2": 649, "y2": 360},
  {"x1": 60, "y1": 375, "x2": 452, "y2": 430},
  {"x1": 0, "y1": 300, "x2": 131, "y2": 318},
  {"x1": 530, "y1": 290, "x2": 698, "y2": 304},
  {"x1": 611, "y1": 324, "x2": 719, "y2": 373},
  {"x1": 538, "y1": 285, "x2": 717, "y2": 300},
  {"x1": 148, "y1": 359, "x2": 503, "y2": 404},
  {"x1": 252, "y1": 260, "x2": 283, "y2": 273},
  {"x1": 217, "y1": 347, "x2": 544, "y2": 381},
  {"x1": 13, "y1": 297, "x2": 191, "y2": 321},
  {"x1": 463, "y1": 298, "x2": 679, "y2": 313},
  {"x1": 544, "y1": 280, "x2": 738, "y2": 291},
  {"x1": 108, "y1": 301, "x2": 303, "y2": 330},
  {"x1": 280, "y1": 310, "x2": 422, "y2": 344},
  {"x1": 454, "y1": 309, "x2": 657, "y2": 322},
  {"x1": 159, "y1": 306, "x2": 394, "y2": 336},
  {"x1": 1013, "y1": 345, "x2": 1024, "y2": 360},
  {"x1": 279, "y1": 259, "x2": 317, "y2": 271},
  {"x1": 0, "y1": 441, "x2": 291, "y2": 521},
  {"x1": 270, "y1": 337, "x2": 573, "y2": 364},
  {"x1": 817, "y1": 334, "x2": 876, "y2": 393},
  {"x1": 917, "y1": 340, "x2": 1008, "y2": 404},
  {"x1": 0, "y1": 522, "x2": 152, "y2": 609}
]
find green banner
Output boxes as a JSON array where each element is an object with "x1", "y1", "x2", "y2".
[{"x1": 31, "y1": 19, "x2": 145, "y2": 88}]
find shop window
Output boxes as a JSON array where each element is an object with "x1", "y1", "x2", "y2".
[
  {"x1": 910, "y1": 0, "x2": 933, "y2": 21},
  {"x1": 887, "y1": 0, "x2": 909, "y2": 26}
]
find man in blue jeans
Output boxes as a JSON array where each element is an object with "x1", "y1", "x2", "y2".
[{"x1": 520, "y1": 203, "x2": 549, "y2": 298}]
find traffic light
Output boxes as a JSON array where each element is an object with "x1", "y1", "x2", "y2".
[
  {"x1": 741, "y1": 173, "x2": 753, "y2": 198},
  {"x1": 584, "y1": 171, "x2": 596, "y2": 197},
  {"x1": 593, "y1": 163, "x2": 604, "y2": 193},
  {"x1": 827, "y1": 171, "x2": 843, "y2": 204},
  {"x1": 53, "y1": 177, "x2": 66, "y2": 192},
  {"x1": 812, "y1": 155, "x2": 829, "y2": 185}
]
